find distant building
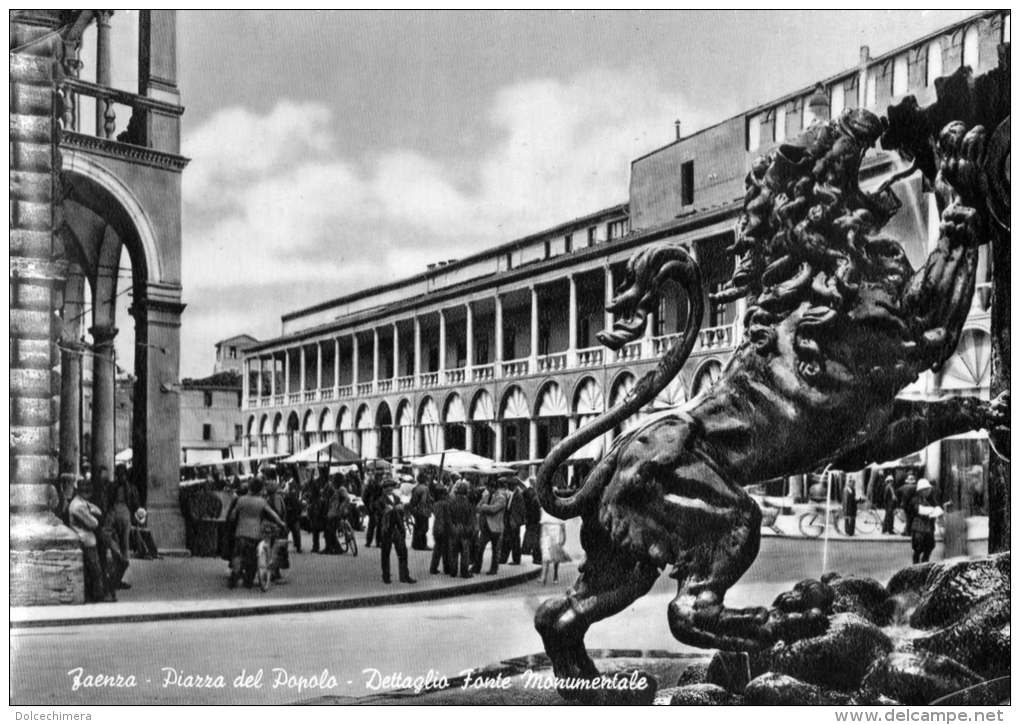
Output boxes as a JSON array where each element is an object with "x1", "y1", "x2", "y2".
[
  {"x1": 214, "y1": 334, "x2": 259, "y2": 374},
  {"x1": 179, "y1": 370, "x2": 245, "y2": 464}
]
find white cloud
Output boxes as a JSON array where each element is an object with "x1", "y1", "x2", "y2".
[{"x1": 179, "y1": 68, "x2": 707, "y2": 375}]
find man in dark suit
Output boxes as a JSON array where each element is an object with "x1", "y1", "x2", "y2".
[
  {"x1": 376, "y1": 478, "x2": 416, "y2": 584},
  {"x1": 409, "y1": 474, "x2": 433, "y2": 550},
  {"x1": 428, "y1": 485, "x2": 452, "y2": 575},
  {"x1": 362, "y1": 473, "x2": 382, "y2": 548},
  {"x1": 447, "y1": 483, "x2": 475, "y2": 578},
  {"x1": 500, "y1": 477, "x2": 527, "y2": 565}
]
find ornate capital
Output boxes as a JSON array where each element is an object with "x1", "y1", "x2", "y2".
[{"x1": 89, "y1": 325, "x2": 118, "y2": 346}]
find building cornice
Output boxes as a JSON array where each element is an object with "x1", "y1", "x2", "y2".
[
  {"x1": 246, "y1": 201, "x2": 739, "y2": 355},
  {"x1": 60, "y1": 131, "x2": 190, "y2": 173}
]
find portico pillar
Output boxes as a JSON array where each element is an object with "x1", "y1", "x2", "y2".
[
  {"x1": 604, "y1": 265, "x2": 615, "y2": 332},
  {"x1": 438, "y1": 310, "x2": 447, "y2": 375},
  {"x1": 299, "y1": 346, "x2": 306, "y2": 394},
  {"x1": 567, "y1": 274, "x2": 578, "y2": 366},
  {"x1": 59, "y1": 342, "x2": 83, "y2": 478},
  {"x1": 333, "y1": 339, "x2": 340, "y2": 395},
  {"x1": 464, "y1": 423, "x2": 475, "y2": 453},
  {"x1": 530, "y1": 286, "x2": 539, "y2": 368},
  {"x1": 566, "y1": 416, "x2": 578, "y2": 487},
  {"x1": 372, "y1": 328, "x2": 380, "y2": 389},
  {"x1": 413, "y1": 317, "x2": 422, "y2": 382},
  {"x1": 89, "y1": 324, "x2": 117, "y2": 485},
  {"x1": 270, "y1": 355, "x2": 276, "y2": 397},
  {"x1": 528, "y1": 418, "x2": 539, "y2": 462},
  {"x1": 392, "y1": 323, "x2": 400, "y2": 379},
  {"x1": 242, "y1": 358, "x2": 250, "y2": 407},
  {"x1": 285, "y1": 349, "x2": 292, "y2": 395},
  {"x1": 352, "y1": 333, "x2": 360, "y2": 386},
  {"x1": 494, "y1": 295, "x2": 504, "y2": 364},
  {"x1": 130, "y1": 292, "x2": 186, "y2": 551},
  {"x1": 643, "y1": 309, "x2": 656, "y2": 357},
  {"x1": 315, "y1": 342, "x2": 323, "y2": 392},
  {"x1": 494, "y1": 422, "x2": 504, "y2": 462},
  {"x1": 465, "y1": 303, "x2": 474, "y2": 375},
  {"x1": 94, "y1": 10, "x2": 113, "y2": 137}
]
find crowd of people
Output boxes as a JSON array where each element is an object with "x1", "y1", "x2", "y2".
[
  {"x1": 875, "y1": 472, "x2": 963, "y2": 564},
  {"x1": 63, "y1": 463, "x2": 159, "y2": 603},
  {"x1": 187, "y1": 462, "x2": 573, "y2": 591},
  {"x1": 364, "y1": 471, "x2": 571, "y2": 586}
]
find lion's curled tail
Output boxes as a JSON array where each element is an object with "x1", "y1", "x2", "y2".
[{"x1": 535, "y1": 244, "x2": 705, "y2": 520}]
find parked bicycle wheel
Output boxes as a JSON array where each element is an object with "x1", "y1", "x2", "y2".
[
  {"x1": 256, "y1": 540, "x2": 271, "y2": 592},
  {"x1": 336, "y1": 532, "x2": 349, "y2": 554},
  {"x1": 345, "y1": 526, "x2": 358, "y2": 557},
  {"x1": 798, "y1": 512, "x2": 825, "y2": 538},
  {"x1": 855, "y1": 509, "x2": 881, "y2": 534}
]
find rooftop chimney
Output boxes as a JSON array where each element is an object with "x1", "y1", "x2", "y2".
[{"x1": 674, "y1": 119, "x2": 682, "y2": 141}]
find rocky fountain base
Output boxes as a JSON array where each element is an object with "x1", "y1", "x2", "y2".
[{"x1": 664, "y1": 551, "x2": 1010, "y2": 706}]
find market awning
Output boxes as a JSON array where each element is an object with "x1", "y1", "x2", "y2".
[
  {"x1": 115, "y1": 448, "x2": 132, "y2": 464},
  {"x1": 407, "y1": 449, "x2": 505, "y2": 473},
  {"x1": 281, "y1": 440, "x2": 360, "y2": 464}
]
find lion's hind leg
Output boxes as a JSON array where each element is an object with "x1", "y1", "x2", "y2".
[{"x1": 534, "y1": 519, "x2": 659, "y2": 703}]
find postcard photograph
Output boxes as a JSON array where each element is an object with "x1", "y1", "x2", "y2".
[{"x1": 8, "y1": 8, "x2": 1012, "y2": 710}]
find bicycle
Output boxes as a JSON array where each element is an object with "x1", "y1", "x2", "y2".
[
  {"x1": 336, "y1": 517, "x2": 359, "y2": 556},
  {"x1": 797, "y1": 504, "x2": 882, "y2": 537}
]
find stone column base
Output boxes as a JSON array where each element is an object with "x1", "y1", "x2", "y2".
[
  {"x1": 10, "y1": 512, "x2": 84, "y2": 606},
  {"x1": 147, "y1": 500, "x2": 186, "y2": 552}
]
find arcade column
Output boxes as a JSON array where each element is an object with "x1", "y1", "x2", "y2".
[
  {"x1": 10, "y1": 10, "x2": 83, "y2": 605},
  {"x1": 131, "y1": 292, "x2": 186, "y2": 551}
]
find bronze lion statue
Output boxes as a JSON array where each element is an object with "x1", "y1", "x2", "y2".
[{"x1": 533, "y1": 105, "x2": 1009, "y2": 703}]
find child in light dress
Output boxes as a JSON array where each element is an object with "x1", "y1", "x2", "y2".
[{"x1": 539, "y1": 509, "x2": 571, "y2": 584}]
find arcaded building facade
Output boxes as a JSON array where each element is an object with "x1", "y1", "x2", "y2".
[{"x1": 242, "y1": 11, "x2": 1006, "y2": 506}]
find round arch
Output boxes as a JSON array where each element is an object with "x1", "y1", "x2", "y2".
[
  {"x1": 318, "y1": 408, "x2": 332, "y2": 443},
  {"x1": 939, "y1": 328, "x2": 991, "y2": 392},
  {"x1": 573, "y1": 376, "x2": 605, "y2": 416},
  {"x1": 650, "y1": 375, "x2": 688, "y2": 412},
  {"x1": 418, "y1": 396, "x2": 442, "y2": 454},
  {"x1": 286, "y1": 411, "x2": 301, "y2": 455},
  {"x1": 500, "y1": 386, "x2": 530, "y2": 420},
  {"x1": 336, "y1": 406, "x2": 353, "y2": 448},
  {"x1": 610, "y1": 372, "x2": 641, "y2": 434},
  {"x1": 470, "y1": 389, "x2": 495, "y2": 422},
  {"x1": 376, "y1": 401, "x2": 393, "y2": 459},
  {"x1": 395, "y1": 398, "x2": 414, "y2": 458},
  {"x1": 469, "y1": 390, "x2": 496, "y2": 459},
  {"x1": 692, "y1": 359, "x2": 723, "y2": 397},
  {"x1": 301, "y1": 409, "x2": 317, "y2": 448},
  {"x1": 355, "y1": 404, "x2": 374, "y2": 458},
  {"x1": 62, "y1": 151, "x2": 162, "y2": 283},
  {"x1": 535, "y1": 381, "x2": 569, "y2": 418},
  {"x1": 443, "y1": 393, "x2": 468, "y2": 450}
]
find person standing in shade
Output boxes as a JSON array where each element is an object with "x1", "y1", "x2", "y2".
[
  {"x1": 841, "y1": 475, "x2": 857, "y2": 536},
  {"x1": 377, "y1": 478, "x2": 416, "y2": 584},
  {"x1": 68, "y1": 479, "x2": 112, "y2": 602},
  {"x1": 473, "y1": 478, "x2": 507, "y2": 575},
  {"x1": 303, "y1": 468, "x2": 326, "y2": 554},
  {"x1": 881, "y1": 475, "x2": 899, "y2": 534},
  {"x1": 429, "y1": 484, "x2": 452, "y2": 575},
  {"x1": 409, "y1": 473, "x2": 433, "y2": 551},
  {"x1": 447, "y1": 482, "x2": 475, "y2": 579},
  {"x1": 522, "y1": 476, "x2": 543, "y2": 564},
  {"x1": 283, "y1": 472, "x2": 303, "y2": 553},
  {"x1": 362, "y1": 473, "x2": 382, "y2": 548},
  {"x1": 539, "y1": 508, "x2": 571, "y2": 585},
  {"x1": 899, "y1": 473, "x2": 919, "y2": 537},
  {"x1": 500, "y1": 477, "x2": 526, "y2": 564},
  {"x1": 910, "y1": 479, "x2": 942, "y2": 564}
]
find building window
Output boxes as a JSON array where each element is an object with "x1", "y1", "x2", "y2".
[
  {"x1": 587, "y1": 226, "x2": 597, "y2": 246},
  {"x1": 544, "y1": 240, "x2": 551, "y2": 259},
  {"x1": 865, "y1": 71, "x2": 878, "y2": 107},
  {"x1": 927, "y1": 39, "x2": 943, "y2": 86},
  {"x1": 234, "y1": 424, "x2": 243, "y2": 442},
  {"x1": 237, "y1": 391, "x2": 242, "y2": 407},
  {"x1": 505, "y1": 252, "x2": 513, "y2": 270},
  {"x1": 564, "y1": 234, "x2": 572, "y2": 253},
  {"x1": 830, "y1": 82, "x2": 845, "y2": 117},
  {"x1": 963, "y1": 25, "x2": 979, "y2": 70},
  {"x1": 892, "y1": 54, "x2": 909, "y2": 97},
  {"x1": 681, "y1": 161, "x2": 695, "y2": 206},
  {"x1": 229, "y1": 346, "x2": 237, "y2": 359},
  {"x1": 475, "y1": 336, "x2": 488, "y2": 365},
  {"x1": 775, "y1": 105, "x2": 786, "y2": 142},
  {"x1": 203, "y1": 391, "x2": 213, "y2": 407},
  {"x1": 607, "y1": 219, "x2": 628, "y2": 240},
  {"x1": 202, "y1": 424, "x2": 212, "y2": 441},
  {"x1": 746, "y1": 113, "x2": 762, "y2": 151}
]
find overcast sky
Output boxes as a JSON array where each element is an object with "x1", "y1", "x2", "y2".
[{"x1": 104, "y1": 10, "x2": 978, "y2": 376}]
